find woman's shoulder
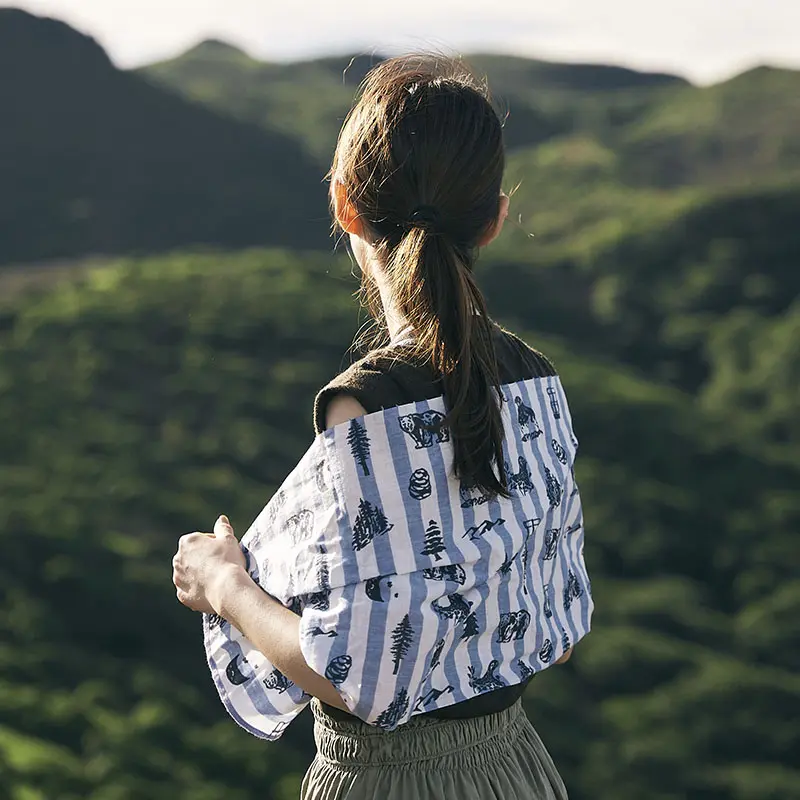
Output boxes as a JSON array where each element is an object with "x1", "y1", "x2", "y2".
[{"x1": 313, "y1": 346, "x2": 438, "y2": 434}]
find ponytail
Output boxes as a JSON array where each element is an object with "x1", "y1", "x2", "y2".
[
  {"x1": 387, "y1": 227, "x2": 509, "y2": 498},
  {"x1": 331, "y1": 54, "x2": 510, "y2": 497}
]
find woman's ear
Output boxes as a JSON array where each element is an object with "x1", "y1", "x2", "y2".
[
  {"x1": 332, "y1": 180, "x2": 365, "y2": 237},
  {"x1": 478, "y1": 192, "x2": 510, "y2": 247}
]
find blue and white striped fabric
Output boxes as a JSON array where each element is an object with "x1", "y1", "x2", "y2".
[{"x1": 203, "y1": 374, "x2": 593, "y2": 739}]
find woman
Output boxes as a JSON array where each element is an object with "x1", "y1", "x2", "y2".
[{"x1": 173, "y1": 55, "x2": 592, "y2": 799}]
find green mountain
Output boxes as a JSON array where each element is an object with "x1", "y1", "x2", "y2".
[
  {"x1": 0, "y1": 9, "x2": 330, "y2": 267},
  {"x1": 1, "y1": 250, "x2": 797, "y2": 799}
]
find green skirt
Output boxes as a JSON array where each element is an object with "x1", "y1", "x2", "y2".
[{"x1": 300, "y1": 698, "x2": 569, "y2": 799}]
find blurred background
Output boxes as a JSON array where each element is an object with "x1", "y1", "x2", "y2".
[{"x1": 0, "y1": 1, "x2": 798, "y2": 798}]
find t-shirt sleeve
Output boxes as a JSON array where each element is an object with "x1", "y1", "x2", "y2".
[{"x1": 313, "y1": 358, "x2": 406, "y2": 434}]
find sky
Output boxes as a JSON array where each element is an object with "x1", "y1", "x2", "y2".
[{"x1": 3, "y1": 0, "x2": 799, "y2": 85}]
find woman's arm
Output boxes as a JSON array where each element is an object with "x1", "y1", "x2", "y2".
[
  {"x1": 208, "y1": 562, "x2": 350, "y2": 711},
  {"x1": 174, "y1": 395, "x2": 370, "y2": 712}
]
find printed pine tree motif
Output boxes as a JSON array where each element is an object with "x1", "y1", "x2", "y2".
[
  {"x1": 389, "y1": 613, "x2": 415, "y2": 675},
  {"x1": 461, "y1": 612, "x2": 480, "y2": 640},
  {"x1": 375, "y1": 687, "x2": 410, "y2": 729},
  {"x1": 347, "y1": 419, "x2": 371, "y2": 476},
  {"x1": 545, "y1": 467, "x2": 562, "y2": 508},
  {"x1": 352, "y1": 498, "x2": 394, "y2": 551},
  {"x1": 420, "y1": 519, "x2": 446, "y2": 561},
  {"x1": 562, "y1": 629, "x2": 571, "y2": 651}
]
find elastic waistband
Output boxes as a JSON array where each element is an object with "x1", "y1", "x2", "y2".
[{"x1": 310, "y1": 697, "x2": 527, "y2": 770}]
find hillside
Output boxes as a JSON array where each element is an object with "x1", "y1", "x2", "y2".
[
  {"x1": 0, "y1": 250, "x2": 797, "y2": 800},
  {"x1": 0, "y1": 9, "x2": 330, "y2": 267}
]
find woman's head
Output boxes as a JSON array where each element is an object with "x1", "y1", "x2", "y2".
[{"x1": 331, "y1": 54, "x2": 510, "y2": 497}]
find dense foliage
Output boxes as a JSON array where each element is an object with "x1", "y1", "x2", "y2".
[{"x1": 0, "y1": 8, "x2": 798, "y2": 800}]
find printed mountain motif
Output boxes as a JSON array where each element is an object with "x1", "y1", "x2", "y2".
[
  {"x1": 389, "y1": 614, "x2": 415, "y2": 675},
  {"x1": 352, "y1": 498, "x2": 393, "y2": 551},
  {"x1": 420, "y1": 519, "x2": 446, "y2": 561},
  {"x1": 514, "y1": 396, "x2": 543, "y2": 440},
  {"x1": 347, "y1": 419, "x2": 371, "y2": 476},
  {"x1": 413, "y1": 685, "x2": 454, "y2": 712},
  {"x1": 543, "y1": 584, "x2": 553, "y2": 618},
  {"x1": 462, "y1": 517, "x2": 505, "y2": 541}
]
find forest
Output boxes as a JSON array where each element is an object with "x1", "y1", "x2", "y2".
[{"x1": 0, "y1": 8, "x2": 798, "y2": 800}]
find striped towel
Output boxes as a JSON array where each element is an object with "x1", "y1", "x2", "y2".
[{"x1": 203, "y1": 374, "x2": 593, "y2": 739}]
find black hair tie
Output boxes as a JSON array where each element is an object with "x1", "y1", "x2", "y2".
[{"x1": 408, "y1": 205, "x2": 441, "y2": 232}]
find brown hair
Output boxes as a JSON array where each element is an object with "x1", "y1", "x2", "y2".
[{"x1": 331, "y1": 55, "x2": 508, "y2": 497}]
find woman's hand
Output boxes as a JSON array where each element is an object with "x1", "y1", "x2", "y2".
[{"x1": 172, "y1": 515, "x2": 247, "y2": 614}]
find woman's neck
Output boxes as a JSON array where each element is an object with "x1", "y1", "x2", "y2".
[{"x1": 367, "y1": 253, "x2": 412, "y2": 345}]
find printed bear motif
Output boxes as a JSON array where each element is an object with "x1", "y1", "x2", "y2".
[{"x1": 399, "y1": 410, "x2": 450, "y2": 449}]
